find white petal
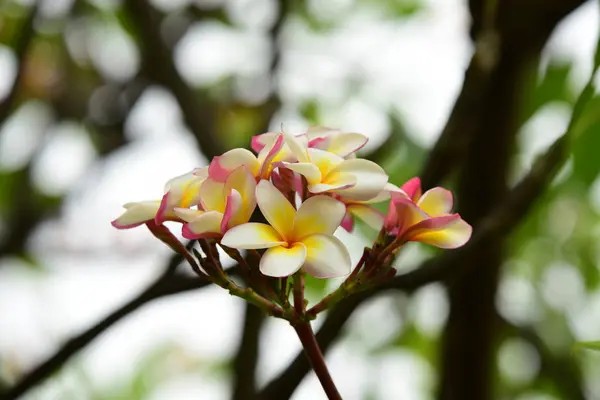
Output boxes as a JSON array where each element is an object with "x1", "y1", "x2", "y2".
[
  {"x1": 280, "y1": 162, "x2": 322, "y2": 185},
  {"x1": 330, "y1": 158, "x2": 389, "y2": 201},
  {"x1": 300, "y1": 234, "x2": 351, "y2": 278},
  {"x1": 326, "y1": 132, "x2": 368, "y2": 157},
  {"x1": 183, "y1": 210, "x2": 224, "y2": 238},
  {"x1": 283, "y1": 130, "x2": 309, "y2": 162},
  {"x1": 221, "y1": 222, "x2": 286, "y2": 249},
  {"x1": 293, "y1": 195, "x2": 345, "y2": 238},
  {"x1": 256, "y1": 179, "x2": 296, "y2": 239},
  {"x1": 259, "y1": 243, "x2": 307, "y2": 277},
  {"x1": 173, "y1": 207, "x2": 204, "y2": 223},
  {"x1": 306, "y1": 126, "x2": 338, "y2": 140},
  {"x1": 112, "y1": 201, "x2": 161, "y2": 229},
  {"x1": 348, "y1": 204, "x2": 384, "y2": 231}
]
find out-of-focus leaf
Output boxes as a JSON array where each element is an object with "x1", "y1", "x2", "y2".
[
  {"x1": 304, "y1": 273, "x2": 329, "y2": 298},
  {"x1": 574, "y1": 341, "x2": 600, "y2": 352},
  {"x1": 521, "y1": 62, "x2": 573, "y2": 123},
  {"x1": 571, "y1": 96, "x2": 600, "y2": 185}
]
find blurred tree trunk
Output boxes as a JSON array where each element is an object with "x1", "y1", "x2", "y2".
[{"x1": 438, "y1": 1, "x2": 586, "y2": 399}]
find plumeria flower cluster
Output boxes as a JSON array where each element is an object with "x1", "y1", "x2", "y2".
[{"x1": 112, "y1": 126, "x2": 472, "y2": 317}]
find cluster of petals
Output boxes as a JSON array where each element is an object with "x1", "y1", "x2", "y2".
[
  {"x1": 112, "y1": 126, "x2": 472, "y2": 278},
  {"x1": 384, "y1": 177, "x2": 472, "y2": 249}
]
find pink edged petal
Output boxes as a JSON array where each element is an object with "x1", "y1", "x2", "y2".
[
  {"x1": 280, "y1": 162, "x2": 322, "y2": 185},
  {"x1": 401, "y1": 177, "x2": 422, "y2": 202},
  {"x1": 154, "y1": 192, "x2": 172, "y2": 225},
  {"x1": 251, "y1": 132, "x2": 279, "y2": 153},
  {"x1": 112, "y1": 200, "x2": 161, "y2": 229},
  {"x1": 182, "y1": 211, "x2": 224, "y2": 239},
  {"x1": 348, "y1": 204, "x2": 384, "y2": 231},
  {"x1": 221, "y1": 222, "x2": 286, "y2": 249},
  {"x1": 293, "y1": 195, "x2": 346, "y2": 239},
  {"x1": 224, "y1": 166, "x2": 257, "y2": 225},
  {"x1": 210, "y1": 148, "x2": 260, "y2": 181},
  {"x1": 417, "y1": 187, "x2": 453, "y2": 217},
  {"x1": 255, "y1": 179, "x2": 296, "y2": 239},
  {"x1": 340, "y1": 212, "x2": 354, "y2": 232},
  {"x1": 300, "y1": 234, "x2": 352, "y2": 278},
  {"x1": 258, "y1": 133, "x2": 285, "y2": 179},
  {"x1": 208, "y1": 156, "x2": 231, "y2": 182},
  {"x1": 308, "y1": 177, "x2": 356, "y2": 194},
  {"x1": 308, "y1": 136, "x2": 327, "y2": 148},
  {"x1": 329, "y1": 158, "x2": 388, "y2": 201},
  {"x1": 326, "y1": 132, "x2": 368, "y2": 157},
  {"x1": 259, "y1": 243, "x2": 307, "y2": 277},
  {"x1": 387, "y1": 196, "x2": 428, "y2": 234},
  {"x1": 199, "y1": 178, "x2": 227, "y2": 213},
  {"x1": 220, "y1": 189, "x2": 243, "y2": 233},
  {"x1": 405, "y1": 215, "x2": 472, "y2": 249}
]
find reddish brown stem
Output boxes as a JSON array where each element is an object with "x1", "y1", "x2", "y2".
[{"x1": 293, "y1": 322, "x2": 342, "y2": 400}]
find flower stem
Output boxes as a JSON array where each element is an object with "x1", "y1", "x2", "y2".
[{"x1": 293, "y1": 321, "x2": 342, "y2": 400}]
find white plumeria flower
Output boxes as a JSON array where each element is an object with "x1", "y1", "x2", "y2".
[
  {"x1": 174, "y1": 166, "x2": 257, "y2": 239},
  {"x1": 280, "y1": 133, "x2": 389, "y2": 202},
  {"x1": 111, "y1": 200, "x2": 162, "y2": 229},
  {"x1": 112, "y1": 167, "x2": 209, "y2": 229},
  {"x1": 221, "y1": 180, "x2": 352, "y2": 278}
]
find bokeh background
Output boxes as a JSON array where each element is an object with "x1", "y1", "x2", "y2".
[{"x1": 1, "y1": 0, "x2": 600, "y2": 399}]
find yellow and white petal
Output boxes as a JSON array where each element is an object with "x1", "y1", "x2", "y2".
[
  {"x1": 221, "y1": 222, "x2": 286, "y2": 249},
  {"x1": 283, "y1": 131, "x2": 309, "y2": 162},
  {"x1": 173, "y1": 207, "x2": 204, "y2": 223},
  {"x1": 280, "y1": 162, "x2": 322, "y2": 185},
  {"x1": 300, "y1": 234, "x2": 351, "y2": 278},
  {"x1": 293, "y1": 195, "x2": 345, "y2": 239},
  {"x1": 224, "y1": 166, "x2": 257, "y2": 224},
  {"x1": 311, "y1": 173, "x2": 356, "y2": 194},
  {"x1": 256, "y1": 179, "x2": 296, "y2": 239},
  {"x1": 183, "y1": 210, "x2": 224, "y2": 238},
  {"x1": 408, "y1": 217, "x2": 472, "y2": 249},
  {"x1": 417, "y1": 187, "x2": 453, "y2": 217},
  {"x1": 348, "y1": 204, "x2": 384, "y2": 231},
  {"x1": 388, "y1": 197, "x2": 429, "y2": 234},
  {"x1": 329, "y1": 158, "x2": 388, "y2": 201},
  {"x1": 259, "y1": 243, "x2": 307, "y2": 277},
  {"x1": 307, "y1": 148, "x2": 344, "y2": 177},
  {"x1": 199, "y1": 178, "x2": 227, "y2": 213},
  {"x1": 163, "y1": 170, "x2": 196, "y2": 192},
  {"x1": 112, "y1": 200, "x2": 161, "y2": 229}
]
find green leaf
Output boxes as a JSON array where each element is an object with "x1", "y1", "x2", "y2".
[
  {"x1": 571, "y1": 96, "x2": 600, "y2": 185},
  {"x1": 521, "y1": 62, "x2": 573, "y2": 123},
  {"x1": 574, "y1": 341, "x2": 600, "y2": 352}
]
